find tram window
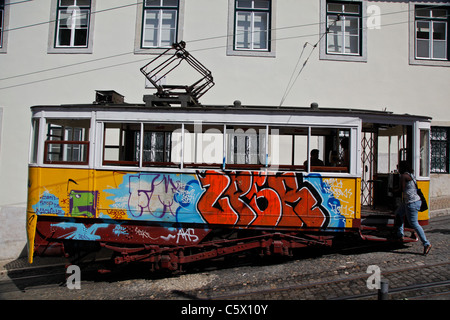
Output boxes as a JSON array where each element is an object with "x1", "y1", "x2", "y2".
[
  {"x1": 377, "y1": 125, "x2": 411, "y2": 174},
  {"x1": 377, "y1": 125, "x2": 401, "y2": 173},
  {"x1": 103, "y1": 123, "x2": 140, "y2": 166},
  {"x1": 420, "y1": 129, "x2": 430, "y2": 177},
  {"x1": 44, "y1": 119, "x2": 90, "y2": 165},
  {"x1": 183, "y1": 124, "x2": 223, "y2": 168},
  {"x1": 142, "y1": 123, "x2": 181, "y2": 167},
  {"x1": 268, "y1": 126, "x2": 307, "y2": 170},
  {"x1": 378, "y1": 135, "x2": 396, "y2": 174},
  {"x1": 310, "y1": 128, "x2": 350, "y2": 172},
  {"x1": 226, "y1": 125, "x2": 266, "y2": 168},
  {"x1": 30, "y1": 119, "x2": 40, "y2": 164}
]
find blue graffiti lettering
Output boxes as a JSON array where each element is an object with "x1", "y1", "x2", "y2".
[{"x1": 32, "y1": 190, "x2": 65, "y2": 216}]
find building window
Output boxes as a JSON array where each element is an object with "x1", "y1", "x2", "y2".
[
  {"x1": 326, "y1": 1, "x2": 362, "y2": 56},
  {"x1": 55, "y1": 0, "x2": 91, "y2": 48},
  {"x1": 415, "y1": 6, "x2": 449, "y2": 61},
  {"x1": 234, "y1": 0, "x2": 271, "y2": 51},
  {"x1": 0, "y1": 0, "x2": 4, "y2": 49},
  {"x1": 141, "y1": 0, "x2": 179, "y2": 48},
  {"x1": 320, "y1": 0, "x2": 366, "y2": 62},
  {"x1": 431, "y1": 127, "x2": 449, "y2": 173},
  {"x1": 0, "y1": 0, "x2": 8, "y2": 53},
  {"x1": 226, "y1": 0, "x2": 275, "y2": 57}
]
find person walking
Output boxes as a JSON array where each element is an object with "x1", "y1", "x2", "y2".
[{"x1": 395, "y1": 161, "x2": 432, "y2": 255}]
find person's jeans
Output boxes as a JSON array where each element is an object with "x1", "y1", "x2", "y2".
[{"x1": 395, "y1": 200, "x2": 430, "y2": 247}]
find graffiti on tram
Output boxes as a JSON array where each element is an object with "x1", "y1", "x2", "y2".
[{"x1": 30, "y1": 169, "x2": 357, "y2": 230}]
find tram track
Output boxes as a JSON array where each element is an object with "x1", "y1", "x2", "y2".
[
  {"x1": 201, "y1": 260, "x2": 450, "y2": 300},
  {"x1": 0, "y1": 258, "x2": 110, "y2": 296},
  {"x1": 332, "y1": 279, "x2": 450, "y2": 300},
  {"x1": 0, "y1": 271, "x2": 67, "y2": 295}
]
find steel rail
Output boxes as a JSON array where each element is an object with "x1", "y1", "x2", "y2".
[{"x1": 205, "y1": 260, "x2": 450, "y2": 300}]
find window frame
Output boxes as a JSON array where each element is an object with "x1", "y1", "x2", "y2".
[
  {"x1": 135, "y1": 0, "x2": 185, "y2": 54},
  {"x1": 183, "y1": 123, "x2": 224, "y2": 169},
  {"x1": 142, "y1": 123, "x2": 182, "y2": 167},
  {"x1": 141, "y1": 0, "x2": 180, "y2": 49},
  {"x1": 102, "y1": 122, "x2": 141, "y2": 167},
  {"x1": 48, "y1": 0, "x2": 95, "y2": 54},
  {"x1": 227, "y1": 0, "x2": 276, "y2": 57},
  {"x1": 43, "y1": 118, "x2": 91, "y2": 166},
  {"x1": 44, "y1": 140, "x2": 90, "y2": 165},
  {"x1": 234, "y1": 0, "x2": 271, "y2": 52},
  {"x1": 326, "y1": 2, "x2": 362, "y2": 56},
  {"x1": 0, "y1": 0, "x2": 4, "y2": 49},
  {"x1": 226, "y1": 124, "x2": 267, "y2": 169},
  {"x1": 268, "y1": 126, "x2": 309, "y2": 171},
  {"x1": 320, "y1": 0, "x2": 367, "y2": 62},
  {"x1": 0, "y1": 0, "x2": 9, "y2": 53},
  {"x1": 101, "y1": 122, "x2": 183, "y2": 168},
  {"x1": 409, "y1": 2, "x2": 450, "y2": 67},
  {"x1": 415, "y1": 6, "x2": 449, "y2": 60},
  {"x1": 419, "y1": 128, "x2": 430, "y2": 177},
  {"x1": 55, "y1": 0, "x2": 91, "y2": 49}
]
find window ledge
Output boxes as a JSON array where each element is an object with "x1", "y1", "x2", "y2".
[
  {"x1": 226, "y1": 47, "x2": 276, "y2": 57},
  {"x1": 409, "y1": 58, "x2": 450, "y2": 67},
  {"x1": 319, "y1": 52, "x2": 367, "y2": 63},
  {"x1": 134, "y1": 47, "x2": 172, "y2": 55},
  {"x1": 47, "y1": 47, "x2": 93, "y2": 54}
]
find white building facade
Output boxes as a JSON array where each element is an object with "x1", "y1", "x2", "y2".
[{"x1": 0, "y1": 0, "x2": 449, "y2": 259}]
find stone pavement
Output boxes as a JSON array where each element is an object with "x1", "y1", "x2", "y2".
[{"x1": 1, "y1": 215, "x2": 449, "y2": 301}]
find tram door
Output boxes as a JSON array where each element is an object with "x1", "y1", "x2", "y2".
[
  {"x1": 361, "y1": 124, "x2": 412, "y2": 209},
  {"x1": 361, "y1": 127, "x2": 377, "y2": 207}
]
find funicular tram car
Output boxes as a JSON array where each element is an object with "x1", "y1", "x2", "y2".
[{"x1": 26, "y1": 98, "x2": 431, "y2": 271}]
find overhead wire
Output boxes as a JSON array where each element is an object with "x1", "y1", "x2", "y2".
[
  {"x1": 0, "y1": 56, "x2": 153, "y2": 91},
  {"x1": 0, "y1": 3, "x2": 448, "y2": 91},
  {"x1": 278, "y1": 42, "x2": 311, "y2": 108},
  {"x1": 278, "y1": 16, "x2": 337, "y2": 107},
  {"x1": 2, "y1": 1, "x2": 140, "y2": 33},
  {"x1": 3, "y1": 0, "x2": 33, "y2": 6},
  {"x1": 4, "y1": 2, "x2": 442, "y2": 38},
  {"x1": 278, "y1": 5, "x2": 450, "y2": 106},
  {"x1": 0, "y1": 7, "x2": 327, "y2": 83}
]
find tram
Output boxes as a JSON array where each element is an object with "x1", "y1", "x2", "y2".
[
  {"x1": 25, "y1": 97, "x2": 431, "y2": 270},
  {"x1": 26, "y1": 43, "x2": 431, "y2": 271}
]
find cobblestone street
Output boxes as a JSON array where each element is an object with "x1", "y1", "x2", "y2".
[{"x1": 1, "y1": 216, "x2": 448, "y2": 306}]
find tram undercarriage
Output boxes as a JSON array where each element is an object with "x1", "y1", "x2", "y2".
[{"x1": 32, "y1": 216, "x2": 418, "y2": 272}]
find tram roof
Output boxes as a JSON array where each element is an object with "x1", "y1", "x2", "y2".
[{"x1": 30, "y1": 102, "x2": 432, "y2": 124}]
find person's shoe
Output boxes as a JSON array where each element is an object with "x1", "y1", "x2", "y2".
[
  {"x1": 423, "y1": 244, "x2": 432, "y2": 255},
  {"x1": 391, "y1": 233, "x2": 404, "y2": 242}
]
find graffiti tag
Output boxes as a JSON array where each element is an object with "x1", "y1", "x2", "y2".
[
  {"x1": 33, "y1": 191, "x2": 65, "y2": 216},
  {"x1": 176, "y1": 228, "x2": 199, "y2": 243},
  {"x1": 197, "y1": 171, "x2": 330, "y2": 228}
]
